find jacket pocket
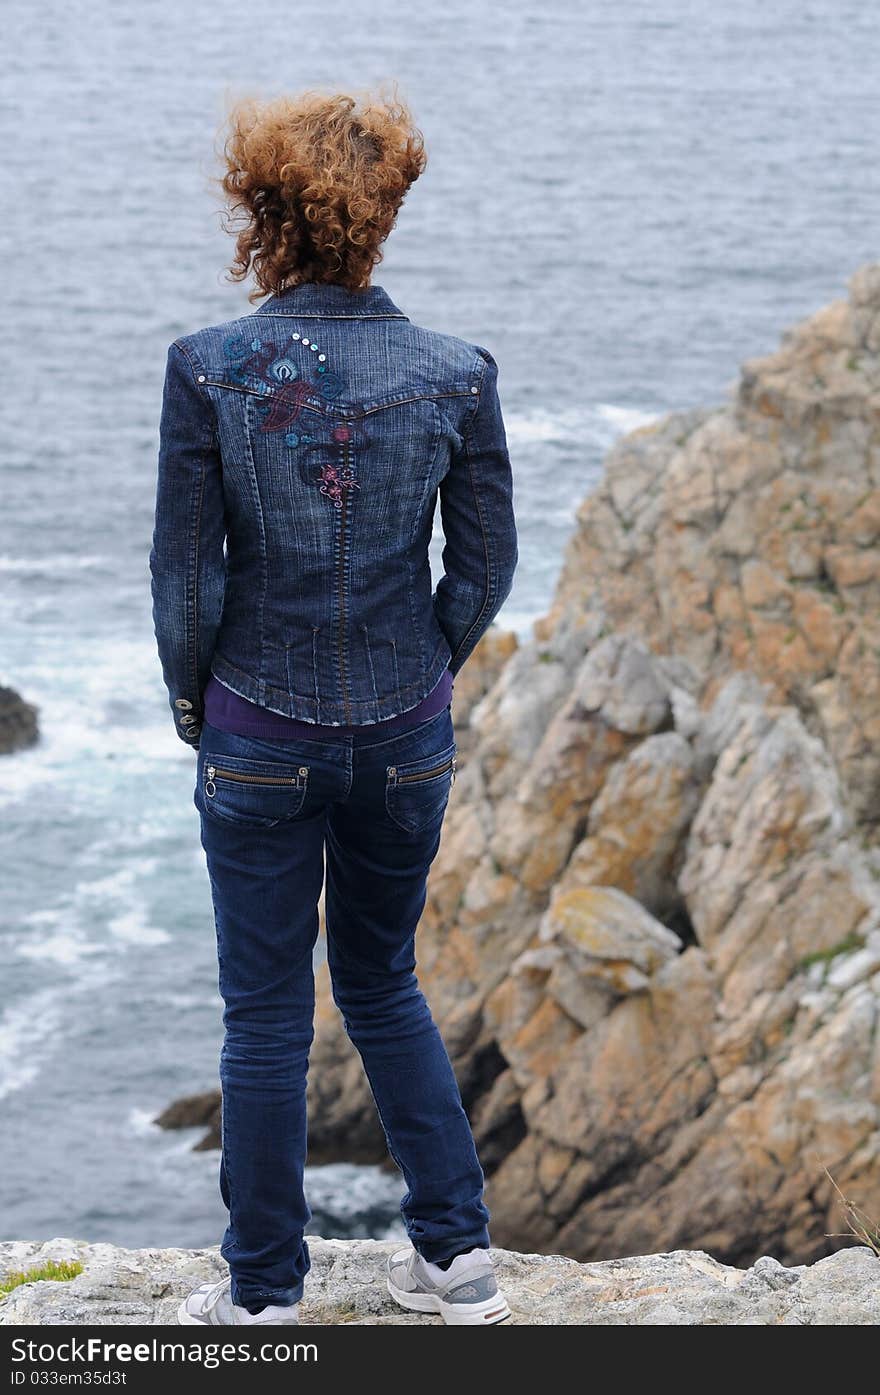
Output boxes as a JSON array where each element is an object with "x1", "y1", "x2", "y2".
[
  {"x1": 201, "y1": 752, "x2": 310, "y2": 828},
  {"x1": 384, "y1": 744, "x2": 457, "y2": 834}
]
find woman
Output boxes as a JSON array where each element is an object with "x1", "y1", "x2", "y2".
[{"x1": 149, "y1": 88, "x2": 518, "y2": 1327}]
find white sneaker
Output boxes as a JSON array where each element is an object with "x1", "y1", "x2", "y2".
[
  {"x1": 387, "y1": 1246, "x2": 511, "y2": 1325},
  {"x1": 177, "y1": 1276, "x2": 300, "y2": 1325}
]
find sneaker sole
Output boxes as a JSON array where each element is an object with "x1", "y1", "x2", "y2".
[
  {"x1": 176, "y1": 1298, "x2": 300, "y2": 1326},
  {"x1": 387, "y1": 1275, "x2": 511, "y2": 1325}
]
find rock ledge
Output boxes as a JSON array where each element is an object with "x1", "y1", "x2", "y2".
[{"x1": 1, "y1": 1238, "x2": 877, "y2": 1325}]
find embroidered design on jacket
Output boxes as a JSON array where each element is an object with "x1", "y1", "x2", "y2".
[
  {"x1": 317, "y1": 458, "x2": 360, "y2": 509},
  {"x1": 228, "y1": 328, "x2": 360, "y2": 509},
  {"x1": 258, "y1": 380, "x2": 312, "y2": 432},
  {"x1": 223, "y1": 332, "x2": 348, "y2": 407},
  {"x1": 223, "y1": 337, "x2": 280, "y2": 390},
  {"x1": 314, "y1": 425, "x2": 360, "y2": 510},
  {"x1": 267, "y1": 355, "x2": 299, "y2": 383},
  {"x1": 316, "y1": 371, "x2": 344, "y2": 400}
]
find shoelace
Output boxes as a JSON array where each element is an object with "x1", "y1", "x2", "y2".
[
  {"x1": 197, "y1": 1277, "x2": 231, "y2": 1317},
  {"x1": 407, "y1": 1250, "x2": 424, "y2": 1289}
]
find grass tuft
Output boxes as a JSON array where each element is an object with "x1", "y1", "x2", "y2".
[
  {"x1": 0, "y1": 1259, "x2": 84, "y2": 1298},
  {"x1": 824, "y1": 1168, "x2": 880, "y2": 1257}
]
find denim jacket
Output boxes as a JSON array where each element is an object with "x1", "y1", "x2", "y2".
[{"x1": 149, "y1": 281, "x2": 518, "y2": 745}]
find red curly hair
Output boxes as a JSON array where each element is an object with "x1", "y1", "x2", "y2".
[{"x1": 216, "y1": 87, "x2": 427, "y2": 301}]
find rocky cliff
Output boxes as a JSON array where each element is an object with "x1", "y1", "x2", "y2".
[
  {"x1": 1, "y1": 1238, "x2": 877, "y2": 1325},
  {"x1": 162, "y1": 268, "x2": 880, "y2": 1267}
]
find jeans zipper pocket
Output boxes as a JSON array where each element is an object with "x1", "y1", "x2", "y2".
[
  {"x1": 387, "y1": 755, "x2": 456, "y2": 788},
  {"x1": 205, "y1": 763, "x2": 309, "y2": 799}
]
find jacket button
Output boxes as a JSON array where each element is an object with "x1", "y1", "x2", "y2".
[
  {"x1": 175, "y1": 698, "x2": 193, "y2": 709},
  {"x1": 197, "y1": 374, "x2": 206, "y2": 383},
  {"x1": 470, "y1": 385, "x2": 479, "y2": 394}
]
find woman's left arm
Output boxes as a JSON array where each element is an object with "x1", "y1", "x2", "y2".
[{"x1": 149, "y1": 339, "x2": 227, "y2": 748}]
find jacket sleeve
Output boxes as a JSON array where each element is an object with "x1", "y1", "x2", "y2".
[
  {"x1": 432, "y1": 346, "x2": 518, "y2": 676},
  {"x1": 149, "y1": 340, "x2": 226, "y2": 747}
]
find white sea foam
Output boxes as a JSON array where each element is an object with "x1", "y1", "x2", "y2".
[
  {"x1": 0, "y1": 554, "x2": 109, "y2": 574},
  {"x1": 126, "y1": 1106, "x2": 222, "y2": 1168},
  {"x1": 505, "y1": 410, "x2": 580, "y2": 445},
  {"x1": 0, "y1": 988, "x2": 65, "y2": 1099},
  {"x1": 141, "y1": 991, "x2": 217, "y2": 1011},
  {"x1": 0, "y1": 961, "x2": 118, "y2": 1102},
  {"x1": 504, "y1": 402, "x2": 657, "y2": 449},
  {"x1": 107, "y1": 909, "x2": 170, "y2": 947},
  {"x1": 10, "y1": 856, "x2": 170, "y2": 997},
  {"x1": 0, "y1": 636, "x2": 188, "y2": 803},
  {"x1": 127, "y1": 1106, "x2": 164, "y2": 1137},
  {"x1": 13, "y1": 907, "x2": 104, "y2": 968},
  {"x1": 16, "y1": 933, "x2": 105, "y2": 967},
  {"x1": 75, "y1": 863, "x2": 170, "y2": 947},
  {"x1": 83, "y1": 818, "x2": 192, "y2": 861},
  {"x1": 74, "y1": 862, "x2": 160, "y2": 903},
  {"x1": 303, "y1": 1162, "x2": 407, "y2": 1222},
  {"x1": 595, "y1": 403, "x2": 659, "y2": 436}
]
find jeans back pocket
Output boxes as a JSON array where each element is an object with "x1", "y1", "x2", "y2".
[
  {"x1": 384, "y1": 743, "x2": 457, "y2": 834},
  {"x1": 201, "y1": 751, "x2": 310, "y2": 828}
]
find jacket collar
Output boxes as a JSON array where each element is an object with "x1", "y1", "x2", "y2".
[{"x1": 251, "y1": 281, "x2": 408, "y2": 320}]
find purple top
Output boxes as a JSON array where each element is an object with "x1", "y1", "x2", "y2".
[{"x1": 204, "y1": 667, "x2": 453, "y2": 740}]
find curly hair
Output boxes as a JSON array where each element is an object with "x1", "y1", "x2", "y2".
[{"x1": 216, "y1": 87, "x2": 427, "y2": 301}]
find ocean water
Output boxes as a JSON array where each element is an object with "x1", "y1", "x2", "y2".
[{"x1": 1, "y1": 0, "x2": 878, "y2": 1249}]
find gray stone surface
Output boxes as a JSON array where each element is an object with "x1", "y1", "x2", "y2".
[{"x1": 1, "y1": 1237, "x2": 878, "y2": 1326}]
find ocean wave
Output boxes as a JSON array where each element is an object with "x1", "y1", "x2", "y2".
[
  {"x1": 6, "y1": 859, "x2": 171, "y2": 1033},
  {"x1": 0, "y1": 962, "x2": 119, "y2": 1102},
  {"x1": 13, "y1": 905, "x2": 107, "y2": 969},
  {"x1": 127, "y1": 1106, "x2": 164, "y2": 1137},
  {"x1": 16, "y1": 932, "x2": 105, "y2": 967},
  {"x1": 504, "y1": 402, "x2": 657, "y2": 448},
  {"x1": 0, "y1": 554, "x2": 109, "y2": 575},
  {"x1": 74, "y1": 862, "x2": 161, "y2": 902},
  {"x1": 595, "y1": 403, "x2": 659, "y2": 435},
  {"x1": 0, "y1": 987, "x2": 65, "y2": 1100},
  {"x1": 0, "y1": 638, "x2": 190, "y2": 803},
  {"x1": 303, "y1": 1162, "x2": 407, "y2": 1224},
  {"x1": 2, "y1": 848, "x2": 172, "y2": 1099},
  {"x1": 107, "y1": 909, "x2": 170, "y2": 947}
]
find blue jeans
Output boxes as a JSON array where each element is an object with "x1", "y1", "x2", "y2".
[{"x1": 193, "y1": 703, "x2": 490, "y2": 1311}]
